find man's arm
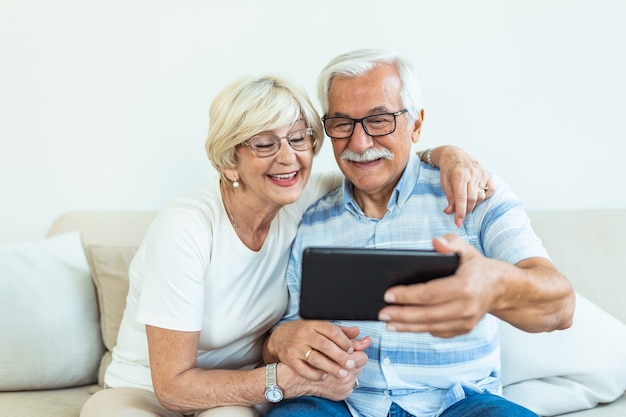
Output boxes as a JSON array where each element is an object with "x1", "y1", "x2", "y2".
[{"x1": 378, "y1": 234, "x2": 575, "y2": 337}]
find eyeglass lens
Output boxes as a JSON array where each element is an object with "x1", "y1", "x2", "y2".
[
  {"x1": 245, "y1": 128, "x2": 314, "y2": 156},
  {"x1": 323, "y1": 110, "x2": 407, "y2": 139}
]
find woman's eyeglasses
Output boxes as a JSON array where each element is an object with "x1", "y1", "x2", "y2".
[{"x1": 241, "y1": 128, "x2": 316, "y2": 157}]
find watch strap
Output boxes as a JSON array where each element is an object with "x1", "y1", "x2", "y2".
[{"x1": 265, "y1": 363, "x2": 278, "y2": 386}]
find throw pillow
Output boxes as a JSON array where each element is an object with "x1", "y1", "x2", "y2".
[
  {"x1": 85, "y1": 245, "x2": 136, "y2": 386},
  {"x1": 500, "y1": 293, "x2": 626, "y2": 416},
  {"x1": 0, "y1": 231, "x2": 104, "y2": 390}
]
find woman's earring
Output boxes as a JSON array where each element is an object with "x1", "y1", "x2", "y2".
[{"x1": 232, "y1": 177, "x2": 239, "y2": 188}]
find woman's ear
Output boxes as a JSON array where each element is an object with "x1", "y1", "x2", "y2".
[
  {"x1": 411, "y1": 109, "x2": 425, "y2": 144},
  {"x1": 220, "y1": 167, "x2": 239, "y2": 185}
]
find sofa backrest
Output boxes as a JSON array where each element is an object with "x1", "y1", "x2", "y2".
[
  {"x1": 528, "y1": 208, "x2": 626, "y2": 324},
  {"x1": 44, "y1": 207, "x2": 626, "y2": 390},
  {"x1": 47, "y1": 210, "x2": 157, "y2": 247},
  {"x1": 47, "y1": 208, "x2": 626, "y2": 325}
]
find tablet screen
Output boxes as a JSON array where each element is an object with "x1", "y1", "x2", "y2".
[{"x1": 299, "y1": 247, "x2": 459, "y2": 320}]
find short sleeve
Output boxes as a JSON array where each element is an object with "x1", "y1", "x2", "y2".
[{"x1": 135, "y1": 208, "x2": 211, "y2": 331}]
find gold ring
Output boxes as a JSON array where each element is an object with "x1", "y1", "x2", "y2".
[
  {"x1": 477, "y1": 186, "x2": 488, "y2": 193},
  {"x1": 304, "y1": 349, "x2": 314, "y2": 362}
]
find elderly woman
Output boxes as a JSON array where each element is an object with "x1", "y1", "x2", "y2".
[{"x1": 80, "y1": 75, "x2": 492, "y2": 417}]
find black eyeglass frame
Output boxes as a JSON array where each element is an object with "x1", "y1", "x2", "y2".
[{"x1": 321, "y1": 109, "x2": 409, "y2": 139}]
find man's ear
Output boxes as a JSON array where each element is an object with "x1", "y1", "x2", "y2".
[{"x1": 411, "y1": 109, "x2": 425, "y2": 144}]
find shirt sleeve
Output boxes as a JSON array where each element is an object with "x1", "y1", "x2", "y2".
[
  {"x1": 135, "y1": 207, "x2": 211, "y2": 331},
  {"x1": 468, "y1": 171, "x2": 550, "y2": 264}
]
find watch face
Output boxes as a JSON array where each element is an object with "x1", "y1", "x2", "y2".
[{"x1": 265, "y1": 386, "x2": 283, "y2": 403}]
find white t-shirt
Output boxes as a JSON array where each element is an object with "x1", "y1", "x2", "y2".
[{"x1": 105, "y1": 172, "x2": 339, "y2": 391}]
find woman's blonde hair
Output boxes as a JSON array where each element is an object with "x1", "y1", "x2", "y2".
[{"x1": 205, "y1": 75, "x2": 324, "y2": 183}]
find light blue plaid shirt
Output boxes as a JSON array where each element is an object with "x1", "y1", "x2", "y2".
[{"x1": 278, "y1": 153, "x2": 549, "y2": 417}]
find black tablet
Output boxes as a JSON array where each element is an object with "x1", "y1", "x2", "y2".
[{"x1": 299, "y1": 247, "x2": 460, "y2": 321}]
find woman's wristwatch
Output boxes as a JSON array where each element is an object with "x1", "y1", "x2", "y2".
[{"x1": 264, "y1": 363, "x2": 284, "y2": 403}]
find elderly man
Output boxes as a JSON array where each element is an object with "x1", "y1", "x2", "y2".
[{"x1": 263, "y1": 49, "x2": 575, "y2": 417}]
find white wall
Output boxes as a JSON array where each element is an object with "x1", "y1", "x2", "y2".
[{"x1": 1, "y1": 0, "x2": 625, "y2": 245}]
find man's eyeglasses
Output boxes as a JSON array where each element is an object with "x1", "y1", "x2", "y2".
[
  {"x1": 241, "y1": 128, "x2": 316, "y2": 157},
  {"x1": 322, "y1": 109, "x2": 408, "y2": 139}
]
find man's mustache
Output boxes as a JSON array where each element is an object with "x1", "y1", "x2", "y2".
[{"x1": 341, "y1": 147, "x2": 393, "y2": 163}]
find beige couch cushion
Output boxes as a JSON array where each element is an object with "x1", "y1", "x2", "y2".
[
  {"x1": 0, "y1": 384, "x2": 94, "y2": 416},
  {"x1": 85, "y1": 245, "x2": 137, "y2": 386}
]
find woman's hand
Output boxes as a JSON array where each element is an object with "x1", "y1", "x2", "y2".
[
  {"x1": 277, "y1": 359, "x2": 362, "y2": 401},
  {"x1": 264, "y1": 320, "x2": 370, "y2": 381},
  {"x1": 423, "y1": 146, "x2": 494, "y2": 227}
]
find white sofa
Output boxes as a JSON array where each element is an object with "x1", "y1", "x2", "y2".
[{"x1": 1, "y1": 209, "x2": 625, "y2": 417}]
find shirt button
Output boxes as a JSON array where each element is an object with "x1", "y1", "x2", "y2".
[{"x1": 383, "y1": 357, "x2": 391, "y2": 365}]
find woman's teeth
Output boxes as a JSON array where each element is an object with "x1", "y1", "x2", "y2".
[{"x1": 270, "y1": 173, "x2": 296, "y2": 180}]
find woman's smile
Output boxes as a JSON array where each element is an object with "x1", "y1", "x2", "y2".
[{"x1": 267, "y1": 170, "x2": 300, "y2": 187}]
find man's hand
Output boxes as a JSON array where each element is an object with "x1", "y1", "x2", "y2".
[
  {"x1": 265, "y1": 320, "x2": 370, "y2": 381},
  {"x1": 379, "y1": 234, "x2": 574, "y2": 336},
  {"x1": 378, "y1": 234, "x2": 495, "y2": 337}
]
